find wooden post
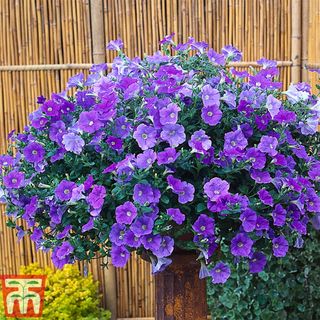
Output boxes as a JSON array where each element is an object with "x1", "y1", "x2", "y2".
[
  {"x1": 291, "y1": 0, "x2": 302, "y2": 83},
  {"x1": 154, "y1": 251, "x2": 207, "y2": 320},
  {"x1": 89, "y1": 1, "x2": 117, "y2": 320},
  {"x1": 301, "y1": 0, "x2": 309, "y2": 82}
]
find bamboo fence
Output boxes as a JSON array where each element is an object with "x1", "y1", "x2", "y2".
[{"x1": 0, "y1": 0, "x2": 314, "y2": 319}]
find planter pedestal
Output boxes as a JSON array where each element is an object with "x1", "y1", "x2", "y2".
[{"x1": 154, "y1": 251, "x2": 207, "y2": 320}]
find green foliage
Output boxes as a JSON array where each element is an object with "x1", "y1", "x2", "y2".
[
  {"x1": 207, "y1": 230, "x2": 320, "y2": 319},
  {"x1": 0, "y1": 263, "x2": 111, "y2": 320}
]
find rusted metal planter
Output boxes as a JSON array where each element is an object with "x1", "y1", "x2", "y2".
[{"x1": 154, "y1": 250, "x2": 207, "y2": 320}]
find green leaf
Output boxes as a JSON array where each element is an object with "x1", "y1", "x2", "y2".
[
  {"x1": 196, "y1": 203, "x2": 206, "y2": 213},
  {"x1": 7, "y1": 280, "x2": 20, "y2": 285},
  {"x1": 26, "y1": 280, "x2": 40, "y2": 285}
]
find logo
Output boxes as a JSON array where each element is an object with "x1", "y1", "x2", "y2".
[{"x1": 1, "y1": 275, "x2": 46, "y2": 318}]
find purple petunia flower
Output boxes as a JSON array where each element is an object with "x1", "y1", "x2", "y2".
[
  {"x1": 0, "y1": 155, "x2": 14, "y2": 167},
  {"x1": 201, "y1": 105, "x2": 222, "y2": 126},
  {"x1": 240, "y1": 208, "x2": 257, "y2": 232},
  {"x1": 107, "y1": 39, "x2": 124, "y2": 51},
  {"x1": 258, "y1": 189, "x2": 273, "y2": 206},
  {"x1": 133, "y1": 124, "x2": 157, "y2": 150},
  {"x1": 166, "y1": 208, "x2": 185, "y2": 225},
  {"x1": 250, "y1": 169, "x2": 272, "y2": 184},
  {"x1": 111, "y1": 245, "x2": 130, "y2": 267},
  {"x1": 272, "y1": 236, "x2": 289, "y2": 257},
  {"x1": 123, "y1": 230, "x2": 141, "y2": 248},
  {"x1": 210, "y1": 262, "x2": 231, "y2": 284},
  {"x1": 62, "y1": 132, "x2": 85, "y2": 155},
  {"x1": 3, "y1": 171, "x2": 25, "y2": 189},
  {"x1": 188, "y1": 129, "x2": 212, "y2": 154},
  {"x1": 42, "y1": 100, "x2": 60, "y2": 117},
  {"x1": 136, "y1": 149, "x2": 157, "y2": 169},
  {"x1": 109, "y1": 223, "x2": 127, "y2": 246},
  {"x1": 133, "y1": 183, "x2": 160, "y2": 205},
  {"x1": 231, "y1": 233, "x2": 253, "y2": 257},
  {"x1": 106, "y1": 136, "x2": 123, "y2": 151},
  {"x1": 224, "y1": 129, "x2": 248, "y2": 154},
  {"x1": 245, "y1": 148, "x2": 266, "y2": 170},
  {"x1": 23, "y1": 142, "x2": 45, "y2": 163},
  {"x1": 116, "y1": 201, "x2": 137, "y2": 224},
  {"x1": 201, "y1": 84, "x2": 220, "y2": 107},
  {"x1": 257, "y1": 135, "x2": 278, "y2": 156},
  {"x1": 82, "y1": 217, "x2": 95, "y2": 232},
  {"x1": 159, "y1": 103, "x2": 181, "y2": 125},
  {"x1": 114, "y1": 116, "x2": 131, "y2": 138},
  {"x1": 192, "y1": 214, "x2": 215, "y2": 236},
  {"x1": 130, "y1": 215, "x2": 154, "y2": 236},
  {"x1": 78, "y1": 111, "x2": 103, "y2": 133},
  {"x1": 51, "y1": 241, "x2": 74, "y2": 269},
  {"x1": 153, "y1": 236, "x2": 174, "y2": 258},
  {"x1": 272, "y1": 204, "x2": 287, "y2": 226},
  {"x1": 160, "y1": 124, "x2": 186, "y2": 148},
  {"x1": 55, "y1": 180, "x2": 76, "y2": 201},
  {"x1": 167, "y1": 175, "x2": 195, "y2": 204},
  {"x1": 204, "y1": 177, "x2": 230, "y2": 202},
  {"x1": 88, "y1": 185, "x2": 106, "y2": 209},
  {"x1": 249, "y1": 252, "x2": 267, "y2": 273},
  {"x1": 255, "y1": 216, "x2": 269, "y2": 231},
  {"x1": 49, "y1": 121, "x2": 66, "y2": 144},
  {"x1": 157, "y1": 147, "x2": 180, "y2": 165},
  {"x1": 141, "y1": 234, "x2": 162, "y2": 251}
]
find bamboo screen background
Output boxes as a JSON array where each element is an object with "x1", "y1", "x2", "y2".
[{"x1": 0, "y1": 0, "x2": 317, "y2": 318}]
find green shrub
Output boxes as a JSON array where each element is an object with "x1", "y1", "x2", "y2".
[
  {"x1": 207, "y1": 230, "x2": 320, "y2": 320},
  {"x1": 0, "y1": 263, "x2": 111, "y2": 320}
]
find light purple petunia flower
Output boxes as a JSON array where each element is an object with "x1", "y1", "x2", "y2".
[
  {"x1": 210, "y1": 261, "x2": 231, "y2": 284},
  {"x1": 113, "y1": 116, "x2": 131, "y2": 138},
  {"x1": 160, "y1": 124, "x2": 186, "y2": 148},
  {"x1": 166, "y1": 208, "x2": 185, "y2": 225},
  {"x1": 221, "y1": 45, "x2": 242, "y2": 62},
  {"x1": 0, "y1": 155, "x2": 14, "y2": 167},
  {"x1": 157, "y1": 147, "x2": 180, "y2": 165},
  {"x1": 167, "y1": 175, "x2": 195, "y2": 204},
  {"x1": 133, "y1": 183, "x2": 160, "y2": 205},
  {"x1": 192, "y1": 214, "x2": 215, "y2": 236},
  {"x1": 257, "y1": 57, "x2": 277, "y2": 69},
  {"x1": 240, "y1": 208, "x2": 257, "y2": 232},
  {"x1": 224, "y1": 129, "x2": 248, "y2": 154},
  {"x1": 136, "y1": 149, "x2": 157, "y2": 169},
  {"x1": 111, "y1": 245, "x2": 130, "y2": 267},
  {"x1": 3, "y1": 171, "x2": 25, "y2": 189},
  {"x1": 116, "y1": 201, "x2": 137, "y2": 224},
  {"x1": 130, "y1": 215, "x2": 154, "y2": 236},
  {"x1": 201, "y1": 84, "x2": 220, "y2": 107},
  {"x1": 67, "y1": 72, "x2": 84, "y2": 89},
  {"x1": 249, "y1": 252, "x2": 267, "y2": 273},
  {"x1": 266, "y1": 95, "x2": 281, "y2": 119},
  {"x1": 231, "y1": 233, "x2": 253, "y2": 257},
  {"x1": 88, "y1": 185, "x2": 106, "y2": 209},
  {"x1": 159, "y1": 103, "x2": 181, "y2": 125},
  {"x1": 55, "y1": 180, "x2": 76, "y2": 201},
  {"x1": 201, "y1": 105, "x2": 222, "y2": 126},
  {"x1": 272, "y1": 236, "x2": 289, "y2": 257},
  {"x1": 133, "y1": 124, "x2": 157, "y2": 150},
  {"x1": 51, "y1": 241, "x2": 74, "y2": 268},
  {"x1": 207, "y1": 49, "x2": 226, "y2": 65},
  {"x1": 106, "y1": 39, "x2": 124, "y2": 51},
  {"x1": 204, "y1": 177, "x2": 230, "y2": 202},
  {"x1": 23, "y1": 142, "x2": 45, "y2": 163},
  {"x1": 188, "y1": 129, "x2": 212, "y2": 154},
  {"x1": 62, "y1": 132, "x2": 85, "y2": 155},
  {"x1": 257, "y1": 189, "x2": 273, "y2": 206},
  {"x1": 78, "y1": 110, "x2": 103, "y2": 133},
  {"x1": 272, "y1": 204, "x2": 287, "y2": 226},
  {"x1": 159, "y1": 33, "x2": 175, "y2": 45},
  {"x1": 49, "y1": 121, "x2": 66, "y2": 144},
  {"x1": 299, "y1": 117, "x2": 319, "y2": 135}
]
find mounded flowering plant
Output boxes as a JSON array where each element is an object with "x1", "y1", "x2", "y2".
[{"x1": 1, "y1": 34, "x2": 320, "y2": 284}]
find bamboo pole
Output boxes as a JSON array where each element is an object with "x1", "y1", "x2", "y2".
[
  {"x1": 301, "y1": 0, "x2": 309, "y2": 81},
  {"x1": 291, "y1": 0, "x2": 302, "y2": 82}
]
